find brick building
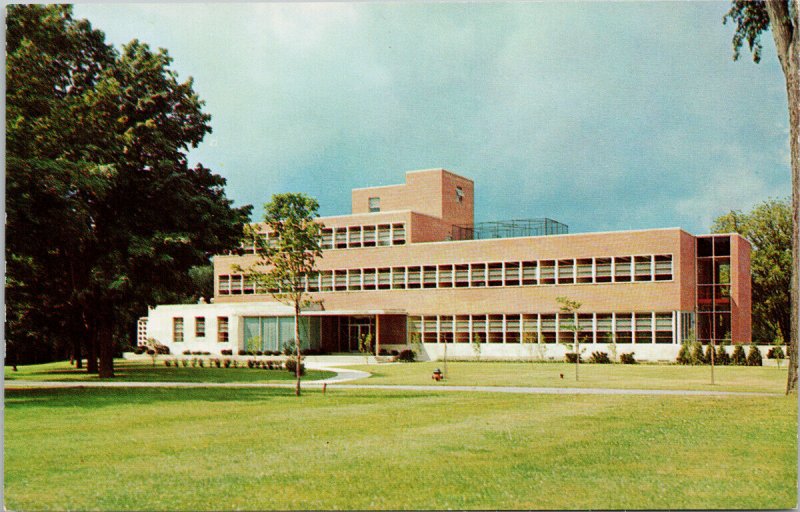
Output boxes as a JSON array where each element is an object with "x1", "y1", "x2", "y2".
[{"x1": 141, "y1": 168, "x2": 751, "y2": 361}]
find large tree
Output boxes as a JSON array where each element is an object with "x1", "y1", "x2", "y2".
[
  {"x1": 713, "y1": 199, "x2": 792, "y2": 345},
  {"x1": 724, "y1": 0, "x2": 799, "y2": 393},
  {"x1": 238, "y1": 193, "x2": 323, "y2": 397},
  {"x1": 6, "y1": 5, "x2": 251, "y2": 376}
]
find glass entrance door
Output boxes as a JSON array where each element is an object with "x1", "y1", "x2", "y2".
[{"x1": 347, "y1": 316, "x2": 374, "y2": 352}]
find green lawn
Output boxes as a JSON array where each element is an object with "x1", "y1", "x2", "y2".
[
  {"x1": 4, "y1": 387, "x2": 796, "y2": 510},
  {"x1": 343, "y1": 361, "x2": 788, "y2": 393},
  {"x1": 3, "y1": 359, "x2": 332, "y2": 383}
]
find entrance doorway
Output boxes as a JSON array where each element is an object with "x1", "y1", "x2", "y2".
[{"x1": 347, "y1": 316, "x2": 374, "y2": 352}]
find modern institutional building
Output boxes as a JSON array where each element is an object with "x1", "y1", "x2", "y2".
[{"x1": 141, "y1": 168, "x2": 752, "y2": 361}]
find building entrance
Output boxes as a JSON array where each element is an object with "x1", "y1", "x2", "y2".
[{"x1": 347, "y1": 316, "x2": 374, "y2": 352}]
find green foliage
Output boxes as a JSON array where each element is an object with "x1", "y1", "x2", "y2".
[
  {"x1": 747, "y1": 345, "x2": 763, "y2": 366},
  {"x1": 716, "y1": 345, "x2": 731, "y2": 366},
  {"x1": 556, "y1": 296, "x2": 583, "y2": 380},
  {"x1": 397, "y1": 349, "x2": 416, "y2": 362},
  {"x1": 619, "y1": 353, "x2": 637, "y2": 365},
  {"x1": 704, "y1": 344, "x2": 716, "y2": 365},
  {"x1": 731, "y1": 345, "x2": 747, "y2": 365},
  {"x1": 246, "y1": 336, "x2": 263, "y2": 356},
  {"x1": 409, "y1": 332, "x2": 423, "y2": 358},
  {"x1": 690, "y1": 341, "x2": 706, "y2": 365},
  {"x1": 5, "y1": 5, "x2": 250, "y2": 373},
  {"x1": 285, "y1": 357, "x2": 305, "y2": 376},
  {"x1": 565, "y1": 353, "x2": 582, "y2": 364},
  {"x1": 767, "y1": 343, "x2": 785, "y2": 368},
  {"x1": 723, "y1": 1, "x2": 771, "y2": 63},
  {"x1": 472, "y1": 333, "x2": 482, "y2": 360},
  {"x1": 589, "y1": 352, "x2": 611, "y2": 364},
  {"x1": 677, "y1": 342, "x2": 692, "y2": 365},
  {"x1": 712, "y1": 199, "x2": 791, "y2": 343}
]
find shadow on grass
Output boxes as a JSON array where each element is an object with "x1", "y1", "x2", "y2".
[
  {"x1": 4, "y1": 387, "x2": 298, "y2": 410},
  {"x1": 4, "y1": 386, "x2": 451, "y2": 411}
]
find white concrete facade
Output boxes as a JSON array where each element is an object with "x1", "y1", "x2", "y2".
[{"x1": 145, "y1": 302, "x2": 295, "y2": 354}]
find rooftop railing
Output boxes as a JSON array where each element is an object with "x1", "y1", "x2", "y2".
[{"x1": 451, "y1": 218, "x2": 568, "y2": 241}]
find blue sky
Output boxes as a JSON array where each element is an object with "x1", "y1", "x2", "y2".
[{"x1": 73, "y1": 2, "x2": 791, "y2": 234}]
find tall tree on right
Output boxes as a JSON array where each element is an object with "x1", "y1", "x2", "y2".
[{"x1": 724, "y1": 0, "x2": 799, "y2": 394}]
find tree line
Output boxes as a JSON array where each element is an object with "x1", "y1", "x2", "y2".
[{"x1": 5, "y1": 5, "x2": 251, "y2": 377}]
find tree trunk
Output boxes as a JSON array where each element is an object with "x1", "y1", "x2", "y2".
[
  {"x1": 86, "y1": 324, "x2": 98, "y2": 374},
  {"x1": 710, "y1": 339, "x2": 716, "y2": 385},
  {"x1": 765, "y1": 0, "x2": 798, "y2": 393},
  {"x1": 294, "y1": 301, "x2": 301, "y2": 397},
  {"x1": 97, "y1": 316, "x2": 114, "y2": 379},
  {"x1": 73, "y1": 335, "x2": 82, "y2": 369}
]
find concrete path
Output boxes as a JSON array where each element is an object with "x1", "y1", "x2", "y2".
[{"x1": 4, "y1": 379, "x2": 780, "y2": 397}]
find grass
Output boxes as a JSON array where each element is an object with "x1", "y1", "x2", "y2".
[
  {"x1": 3, "y1": 359, "x2": 332, "y2": 383},
  {"x1": 342, "y1": 361, "x2": 789, "y2": 393},
  {"x1": 4, "y1": 386, "x2": 796, "y2": 510}
]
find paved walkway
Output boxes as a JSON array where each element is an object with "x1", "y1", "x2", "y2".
[{"x1": 4, "y1": 379, "x2": 780, "y2": 397}]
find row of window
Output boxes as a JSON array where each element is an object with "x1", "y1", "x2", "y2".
[
  {"x1": 173, "y1": 316, "x2": 229, "y2": 343},
  {"x1": 319, "y1": 223, "x2": 406, "y2": 250},
  {"x1": 408, "y1": 312, "x2": 677, "y2": 344},
  {"x1": 218, "y1": 254, "x2": 673, "y2": 295},
  {"x1": 240, "y1": 222, "x2": 408, "y2": 253}
]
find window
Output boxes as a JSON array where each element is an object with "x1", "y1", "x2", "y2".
[
  {"x1": 456, "y1": 186, "x2": 464, "y2": 203},
  {"x1": 217, "y1": 317, "x2": 229, "y2": 343},
  {"x1": 173, "y1": 318, "x2": 184, "y2": 342},
  {"x1": 369, "y1": 197, "x2": 380, "y2": 213},
  {"x1": 195, "y1": 317, "x2": 206, "y2": 337}
]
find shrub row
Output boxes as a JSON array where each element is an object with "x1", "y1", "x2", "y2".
[
  {"x1": 565, "y1": 352, "x2": 636, "y2": 364},
  {"x1": 677, "y1": 342, "x2": 762, "y2": 366}
]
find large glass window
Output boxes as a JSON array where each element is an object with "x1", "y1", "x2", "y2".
[{"x1": 243, "y1": 316, "x2": 320, "y2": 352}]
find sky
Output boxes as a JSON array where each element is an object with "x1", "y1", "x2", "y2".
[{"x1": 73, "y1": 2, "x2": 791, "y2": 235}]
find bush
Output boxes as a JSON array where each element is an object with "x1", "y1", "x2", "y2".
[
  {"x1": 731, "y1": 345, "x2": 746, "y2": 365},
  {"x1": 589, "y1": 351, "x2": 611, "y2": 364},
  {"x1": 390, "y1": 350, "x2": 399, "y2": 356},
  {"x1": 704, "y1": 344, "x2": 715, "y2": 365},
  {"x1": 146, "y1": 349, "x2": 155, "y2": 356},
  {"x1": 223, "y1": 358, "x2": 231, "y2": 368},
  {"x1": 676, "y1": 343, "x2": 691, "y2": 365},
  {"x1": 183, "y1": 350, "x2": 191, "y2": 355},
  {"x1": 213, "y1": 358, "x2": 221, "y2": 368},
  {"x1": 221, "y1": 349, "x2": 232, "y2": 356},
  {"x1": 164, "y1": 360, "x2": 172, "y2": 367},
  {"x1": 378, "y1": 349, "x2": 389, "y2": 356},
  {"x1": 255, "y1": 351, "x2": 263, "y2": 356},
  {"x1": 619, "y1": 352, "x2": 637, "y2": 364},
  {"x1": 181, "y1": 359, "x2": 189, "y2": 367},
  {"x1": 397, "y1": 349, "x2": 415, "y2": 362},
  {"x1": 715, "y1": 345, "x2": 730, "y2": 365},
  {"x1": 690, "y1": 342, "x2": 705, "y2": 365},
  {"x1": 247, "y1": 360, "x2": 255, "y2": 368},
  {"x1": 285, "y1": 357, "x2": 305, "y2": 376},
  {"x1": 564, "y1": 353, "x2": 582, "y2": 364},
  {"x1": 767, "y1": 346, "x2": 785, "y2": 359},
  {"x1": 238, "y1": 350, "x2": 247, "y2": 356},
  {"x1": 133, "y1": 346, "x2": 146, "y2": 355},
  {"x1": 746, "y1": 345, "x2": 763, "y2": 366},
  {"x1": 197, "y1": 359, "x2": 204, "y2": 368},
  {"x1": 282, "y1": 341, "x2": 296, "y2": 356}
]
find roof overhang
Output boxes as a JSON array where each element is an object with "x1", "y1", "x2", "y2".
[{"x1": 301, "y1": 309, "x2": 407, "y2": 316}]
